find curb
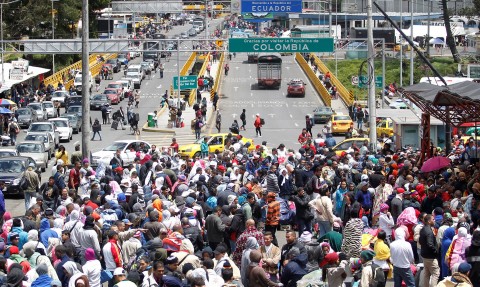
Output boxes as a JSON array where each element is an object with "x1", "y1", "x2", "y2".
[{"x1": 141, "y1": 105, "x2": 175, "y2": 134}]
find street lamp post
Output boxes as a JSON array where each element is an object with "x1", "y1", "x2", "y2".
[
  {"x1": 0, "y1": 0, "x2": 21, "y2": 84},
  {"x1": 51, "y1": 0, "x2": 59, "y2": 73}
]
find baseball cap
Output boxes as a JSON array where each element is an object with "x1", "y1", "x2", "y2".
[
  {"x1": 122, "y1": 219, "x2": 133, "y2": 225},
  {"x1": 113, "y1": 267, "x2": 126, "y2": 276}
]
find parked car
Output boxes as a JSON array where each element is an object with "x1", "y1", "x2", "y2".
[
  {"x1": 60, "y1": 113, "x2": 82, "y2": 134},
  {"x1": 105, "y1": 58, "x2": 121, "y2": 73},
  {"x1": 90, "y1": 94, "x2": 111, "y2": 110},
  {"x1": 181, "y1": 32, "x2": 189, "y2": 39},
  {"x1": 188, "y1": 28, "x2": 197, "y2": 36},
  {"x1": 27, "y1": 103, "x2": 47, "y2": 121},
  {"x1": 104, "y1": 89, "x2": 120, "y2": 104},
  {"x1": 16, "y1": 108, "x2": 37, "y2": 128},
  {"x1": 106, "y1": 82, "x2": 125, "y2": 100},
  {"x1": 0, "y1": 156, "x2": 39, "y2": 195},
  {"x1": 24, "y1": 132, "x2": 55, "y2": 159},
  {"x1": 43, "y1": 101, "x2": 56, "y2": 118},
  {"x1": 51, "y1": 91, "x2": 69, "y2": 107},
  {"x1": 92, "y1": 140, "x2": 151, "y2": 167},
  {"x1": 117, "y1": 54, "x2": 129, "y2": 65},
  {"x1": 312, "y1": 106, "x2": 333, "y2": 124},
  {"x1": 0, "y1": 149, "x2": 17, "y2": 158},
  {"x1": 65, "y1": 106, "x2": 82, "y2": 118},
  {"x1": 27, "y1": 122, "x2": 60, "y2": 148},
  {"x1": 66, "y1": 95, "x2": 82, "y2": 109},
  {"x1": 16, "y1": 141, "x2": 48, "y2": 172},
  {"x1": 49, "y1": 118, "x2": 73, "y2": 142}
]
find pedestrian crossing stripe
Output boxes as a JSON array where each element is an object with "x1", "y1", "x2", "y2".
[{"x1": 140, "y1": 134, "x2": 196, "y2": 146}]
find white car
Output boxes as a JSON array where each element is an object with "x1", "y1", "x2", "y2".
[
  {"x1": 0, "y1": 149, "x2": 17, "y2": 158},
  {"x1": 92, "y1": 140, "x2": 151, "y2": 167},
  {"x1": 389, "y1": 99, "x2": 409, "y2": 109},
  {"x1": 27, "y1": 122, "x2": 60, "y2": 148},
  {"x1": 43, "y1": 101, "x2": 56, "y2": 118},
  {"x1": 27, "y1": 103, "x2": 47, "y2": 120},
  {"x1": 117, "y1": 79, "x2": 133, "y2": 94},
  {"x1": 51, "y1": 91, "x2": 69, "y2": 107},
  {"x1": 48, "y1": 118, "x2": 73, "y2": 142},
  {"x1": 16, "y1": 141, "x2": 48, "y2": 172}
]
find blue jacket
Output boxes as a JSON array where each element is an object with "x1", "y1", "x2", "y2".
[
  {"x1": 281, "y1": 253, "x2": 308, "y2": 287},
  {"x1": 31, "y1": 274, "x2": 52, "y2": 287},
  {"x1": 9, "y1": 226, "x2": 28, "y2": 250},
  {"x1": 55, "y1": 255, "x2": 72, "y2": 287},
  {"x1": 355, "y1": 190, "x2": 373, "y2": 211},
  {"x1": 0, "y1": 189, "x2": 5, "y2": 214},
  {"x1": 325, "y1": 137, "x2": 336, "y2": 148},
  {"x1": 40, "y1": 218, "x2": 59, "y2": 247}
]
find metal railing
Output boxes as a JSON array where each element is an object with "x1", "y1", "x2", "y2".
[
  {"x1": 188, "y1": 52, "x2": 211, "y2": 106},
  {"x1": 295, "y1": 53, "x2": 331, "y2": 107},
  {"x1": 210, "y1": 52, "x2": 224, "y2": 101}
]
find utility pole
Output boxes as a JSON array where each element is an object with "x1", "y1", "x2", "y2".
[
  {"x1": 176, "y1": 37, "x2": 181, "y2": 109},
  {"x1": 367, "y1": 0, "x2": 377, "y2": 151},
  {"x1": 51, "y1": 0, "x2": 56, "y2": 73},
  {"x1": 81, "y1": 0, "x2": 90, "y2": 160},
  {"x1": 400, "y1": 0, "x2": 403, "y2": 87},
  {"x1": 410, "y1": 0, "x2": 414, "y2": 85},
  {"x1": 426, "y1": 0, "x2": 430, "y2": 56}
]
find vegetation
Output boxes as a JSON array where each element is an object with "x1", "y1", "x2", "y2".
[{"x1": 323, "y1": 57, "x2": 459, "y2": 99}]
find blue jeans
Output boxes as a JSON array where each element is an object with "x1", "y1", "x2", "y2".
[
  {"x1": 229, "y1": 239, "x2": 236, "y2": 253},
  {"x1": 393, "y1": 266, "x2": 415, "y2": 287},
  {"x1": 195, "y1": 128, "x2": 201, "y2": 139},
  {"x1": 317, "y1": 220, "x2": 332, "y2": 238},
  {"x1": 357, "y1": 119, "x2": 363, "y2": 129},
  {"x1": 24, "y1": 192, "x2": 34, "y2": 211}
]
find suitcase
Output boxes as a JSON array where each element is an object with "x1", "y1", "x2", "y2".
[{"x1": 111, "y1": 120, "x2": 119, "y2": 130}]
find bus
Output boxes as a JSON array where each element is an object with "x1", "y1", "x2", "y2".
[
  {"x1": 291, "y1": 25, "x2": 341, "y2": 39},
  {"x1": 257, "y1": 54, "x2": 282, "y2": 89},
  {"x1": 143, "y1": 40, "x2": 161, "y2": 61}
]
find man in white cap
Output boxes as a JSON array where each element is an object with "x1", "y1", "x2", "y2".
[
  {"x1": 254, "y1": 113, "x2": 263, "y2": 137},
  {"x1": 113, "y1": 267, "x2": 137, "y2": 287},
  {"x1": 24, "y1": 162, "x2": 40, "y2": 210}
]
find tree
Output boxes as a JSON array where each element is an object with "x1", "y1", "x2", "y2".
[{"x1": 441, "y1": 0, "x2": 461, "y2": 63}]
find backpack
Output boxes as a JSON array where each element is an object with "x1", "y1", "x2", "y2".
[
  {"x1": 19, "y1": 173, "x2": 29, "y2": 190},
  {"x1": 304, "y1": 175, "x2": 317, "y2": 195},
  {"x1": 279, "y1": 198, "x2": 296, "y2": 225},
  {"x1": 370, "y1": 263, "x2": 386, "y2": 287},
  {"x1": 260, "y1": 118, "x2": 265, "y2": 125}
]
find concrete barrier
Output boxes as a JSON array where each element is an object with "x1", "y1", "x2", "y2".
[
  {"x1": 295, "y1": 53, "x2": 331, "y2": 107},
  {"x1": 310, "y1": 53, "x2": 352, "y2": 107}
]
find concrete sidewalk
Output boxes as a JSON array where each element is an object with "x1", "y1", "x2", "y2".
[
  {"x1": 310, "y1": 63, "x2": 349, "y2": 114},
  {"x1": 141, "y1": 57, "x2": 222, "y2": 147}
]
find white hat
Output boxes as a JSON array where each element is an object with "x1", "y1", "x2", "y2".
[{"x1": 113, "y1": 267, "x2": 126, "y2": 276}]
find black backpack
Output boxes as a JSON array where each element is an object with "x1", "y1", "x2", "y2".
[
  {"x1": 304, "y1": 175, "x2": 317, "y2": 195},
  {"x1": 260, "y1": 118, "x2": 265, "y2": 125},
  {"x1": 370, "y1": 263, "x2": 386, "y2": 287}
]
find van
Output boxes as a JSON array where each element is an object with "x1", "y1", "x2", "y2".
[
  {"x1": 125, "y1": 65, "x2": 144, "y2": 89},
  {"x1": 74, "y1": 71, "x2": 93, "y2": 95}
]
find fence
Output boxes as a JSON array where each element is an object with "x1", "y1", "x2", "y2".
[
  {"x1": 210, "y1": 52, "x2": 224, "y2": 101},
  {"x1": 310, "y1": 53, "x2": 352, "y2": 107},
  {"x1": 295, "y1": 53, "x2": 331, "y2": 107}
]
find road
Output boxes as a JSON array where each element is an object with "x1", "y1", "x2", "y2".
[
  {"x1": 5, "y1": 18, "x2": 224, "y2": 217},
  {"x1": 216, "y1": 53, "x2": 346, "y2": 148}
]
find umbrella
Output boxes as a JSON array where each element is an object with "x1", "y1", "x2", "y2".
[
  {"x1": 0, "y1": 99, "x2": 15, "y2": 106},
  {"x1": 421, "y1": 156, "x2": 451, "y2": 173},
  {"x1": 429, "y1": 37, "x2": 445, "y2": 45},
  {"x1": 0, "y1": 107, "x2": 12, "y2": 114}
]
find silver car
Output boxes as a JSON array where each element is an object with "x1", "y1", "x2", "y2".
[
  {"x1": 16, "y1": 141, "x2": 48, "y2": 172},
  {"x1": 16, "y1": 108, "x2": 37, "y2": 128},
  {"x1": 27, "y1": 122, "x2": 60, "y2": 148},
  {"x1": 24, "y1": 132, "x2": 55, "y2": 159},
  {"x1": 27, "y1": 103, "x2": 47, "y2": 120},
  {"x1": 43, "y1": 101, "x2": 56, "y2": 118}
]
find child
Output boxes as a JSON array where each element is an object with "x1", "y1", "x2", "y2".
[{"x1": 321, "y1": 252, "x2": 347, "y2": 287}]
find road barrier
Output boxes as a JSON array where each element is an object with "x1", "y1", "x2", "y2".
[
  {"x1": 188, "y1": 52, "x2": 211, "y2": 106},
  {"x1": 310, "y1": 53, "x2": 352, "y2": 107},
  {"x1": 295, "y1": 53, "x2": 331, "y2": 107},
  {"x1": 181, "y1": 52, "x2": 197, "y2": 76},
  {"x1": 210, "y1": 52, "x2": 224, "y2": 101}
]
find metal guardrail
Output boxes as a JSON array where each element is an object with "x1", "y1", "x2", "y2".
[
  {"x1": 181, "y1": 52, "x2": 197, "y2": 76},
  {"x1": 188, "y1": 52, "x2": 211, "y2": 106},
  {"x1": 310, "y1": 53, "x2": 352, "y2": 107},
  {"x1": 295, "y1": 53, "x2": 331, "y2": 107},
  {"x1": 210, "y1": 52, "x2": 224, "y2": 101},
  {"x1": 43, "y1": 54, "x2": 98, "y2": 88}
]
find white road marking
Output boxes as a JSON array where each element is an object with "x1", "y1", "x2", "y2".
[
  {"x1": 294, "y1": 123, "x2": 299, "y2": 127},
  {"x1": 286, "y1": 103, "x2": 289, "y2": 107},
  {"x1": 157, "y1": 84, "x2": 162, "y2": 89},
  {"x1": 234, "y1": 87, "x2": 238, "y2": 91},
  {"x1": 268, "y1": 114, "x2": 275, "y2": 118},
  {"x1": 232, "y1": 113, "x2": 237, "y2": 118},
  {"x1": 290, "y1": 114, "x2": 293, "y2": 118}
]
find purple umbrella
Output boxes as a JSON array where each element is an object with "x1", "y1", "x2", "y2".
[{"x1": 421, "y1": 156, "x2": 451, "y2": 173}]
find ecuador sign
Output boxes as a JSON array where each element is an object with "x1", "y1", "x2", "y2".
[
  {"x1": 228, "y1": 37, "x2": 334, "y2": 53},
  {"x1": 241, "y1": 0, "x2": 303, "y2": 13}
]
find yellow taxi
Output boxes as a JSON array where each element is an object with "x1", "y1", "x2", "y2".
[
  {"x1": 367, "y1": 118, "x2": 394, "y2": 137},
  {"x1": 178, "y1": 133, "x2": 255, "y2": 158},
  {"x1": 332, "y1": 138, "x2": 370, "y2": 156},
  {"x1": 331, "y1": 113, "x2": 353, "y2": 134}
]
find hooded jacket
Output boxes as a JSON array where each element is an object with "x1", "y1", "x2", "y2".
[
  {"x1": 39, "y1": 218, "x2": 58, "y2": 247},
  {"x1": 240, "y1": 237, "x2": 259, "y2": 287},
  {"x1": 441, "y1": 227, "x2": 456, "y2": 278},
  {"x1": 281, "y1": 253, "x2": 308, "y2": 287},
  {"x1": 31, "y1": 274, "x2": 52, "y2": 287},
  {"x1": 10, "y1": 226, "x2": 28, "y2": 250}
]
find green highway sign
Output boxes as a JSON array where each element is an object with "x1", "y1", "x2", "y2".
[
  {"x1": 173, "y1": 75, "x2": 197, "y2": 89},
  {"x1": 358, "y1": 75, "x2": 383, "y2": 88},
  {"x1": 228, "y1": 37, "x2": 334, "y2": 53},
  {"x1": 375, "y1": 76, "x2": 383, "y2": 88}
]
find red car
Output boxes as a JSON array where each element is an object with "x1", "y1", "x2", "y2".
[
  {"x1": 287, "y1": 79, "x2": 306, "y2": 97},
  {"x1": 106, "y1": 82, "x2": 124, "y2": 100},
  {"x1": 104, "y1": 88, "x2": 120, "y2": 104}
]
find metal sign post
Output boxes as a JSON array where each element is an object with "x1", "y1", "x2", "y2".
[{"x1": 81, "y1": 0, "x2": 90, "y2": 161}]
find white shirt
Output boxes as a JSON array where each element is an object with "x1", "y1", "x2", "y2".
[
  {"x1": 390, "y1": 239, "x2": 414, "y2": 268},
  {"x1": 82, "y1": 259, "x2": 102, "y2": 287}
]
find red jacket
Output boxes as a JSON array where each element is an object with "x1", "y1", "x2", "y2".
[{"x1": 254, "y1": 117, "x2": 262, "y2": 128}]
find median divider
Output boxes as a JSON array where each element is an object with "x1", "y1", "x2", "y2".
[
  {"x1": 310, "y1": 53, "x2": 352, "y2": 107},
  {"x1": 295, "y1": 53, "x2": 331, "y2": 107}
]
